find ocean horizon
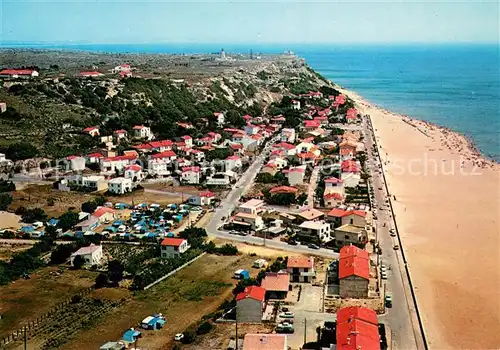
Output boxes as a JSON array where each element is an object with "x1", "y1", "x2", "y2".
[{"x1": 3, "y1": 43, "x2": 498, "y2": 161}]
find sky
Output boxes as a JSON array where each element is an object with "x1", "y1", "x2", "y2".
[{"x1": 1, "y1": 0, "x2": 499, "y2": 44}]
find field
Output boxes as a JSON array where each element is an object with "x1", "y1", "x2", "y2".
[
  {"x1": 0, "y1": 242, "x2": 31, "y2": 261},
  {"x1": 0, "y1": 266, "x2": 97, "y2": 338},
  {"x1": 61, "y1": 253, "x2": 258, "y2": 349},
  {"x1": 9, "y1": 184, "x2": 98, "y2": 217}
]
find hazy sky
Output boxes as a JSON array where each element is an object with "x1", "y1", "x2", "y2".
[{"x1": 1, "y1": 1, "x2": 499, "y2": 44}]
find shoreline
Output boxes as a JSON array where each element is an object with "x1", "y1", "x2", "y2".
[
  {"x1": 337, "y1": 85, "x2": 500, "y2": 349},
  {"x1": 335, "y1": 85, "x2": 499, "y2": 168}
]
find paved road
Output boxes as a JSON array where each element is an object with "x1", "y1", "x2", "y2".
[
  {"x1": 361, "y1": 116, "x2": 419, "y2": 350},
  {"x1": 206, "y1": 137, "x2": 339, "y2": 259},
  {"x1": 306, "y1": 166, "x2": 320, "y2": 208}
]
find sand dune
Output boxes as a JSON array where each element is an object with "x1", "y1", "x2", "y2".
[{"x1": 341, "y1": 88, "x2": 500, "y2": 349}]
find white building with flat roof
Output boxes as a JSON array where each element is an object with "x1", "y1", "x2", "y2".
[
  {"x1": 70, "y1": 244, "x2": 103, "y2": 266},
  {"x1": 298, "y1": 221, "x2": 332, "y2": 243},
  {"x1": 108, "y1": 177, "x2": 132, "y2": 194},
  {"x1": 238, "y1": 199, "x2": 265, "y2": 216}
]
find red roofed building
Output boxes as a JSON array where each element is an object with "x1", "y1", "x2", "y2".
[
  {"x1": 303, "y1": 120, "x2": 321, "y2": 130},
  {"x1": 346, "y1": 108, "x2": 359, "y2": 123},
  {"x1": 324, "y1": 192, "x2": 344, "y2": 208},
  {"x1": 83, "y1": 126, "x2": 100, "y2": 137},
  {"x1": 160, "y1": 238, "x2": 190, "y2": 258},
  {"x1": 86, "y1": 152, "x2": 104, "y2": 164},
  {"x1": 181, "y1": 166, "x2": 201, "y2": 184},
  {"x1": 236, "y1": 286, "x2": 267, "y2": 323},
  {"x1": 180, "y1": 135, "x2": 193, "y2": 148},
  {"x1": 79, "y1": 71, "x2": 104, "y2": 78},
  {"x1": 260, "y1": 272, "x2": 290, "y2": 299},
  {"x1": 336, "y1": 306, "x2": 380, "y2": 350},
  {"x1": 341, "y1": 160, "x2": 361, "y2": 174},
  {"x1": 0, "y1": 69, "x2": 39, "y2": 78},
  {"x1": 269, "y1": 186, "x2": 298, "y2": 195},
  {"x1": 100, "y1": 154, "x2": 137, "y2": 173},
  {"x1": 188, "y1": 191, "x2": 215, "y2": 206},
  {"x1": 92, "y1": 206, "x2": 116, "y2": 223},
  {"x1": 124, "y1": 164, "x2": 143, "y2": 182},
  {"x1": 287, "y1": 256, "x2": 315, "y2": 283},
  {"x1": 148, "y1": 150, "x2": 177, "y2": 177},
  {"x1": 113, "y1": 129, "x2": 128, "y2": 141},
  {"x1": 339, "y1": 245, "x2": 370, "y2": 298}
]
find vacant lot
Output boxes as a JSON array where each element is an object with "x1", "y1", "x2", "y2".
[
  {"x1": 9, "y1": 184, "x2": 97, "y2": 217},
  {"x1": 0, "y1": 266, "x2": 97, "y2": 337},
  {"x1": 0, "y1": 242, "x2": 31, "y2": 261},
  {"x1": 63, "y1": 253, "x2": 258, "y2": 350}
]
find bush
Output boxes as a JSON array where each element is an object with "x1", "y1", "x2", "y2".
[
  {"x1": 95, "y1": 273, "x2": 108, "y2": 289},
  {"x1": 180, "y1": 330, "x2": 196, "y2": 344},
  {"x1": 0, "y1": 179, "x2": 15, "y2": 192},
  {"x1": 196, "y1": 321, "x2": 213, "y2": 335},
  {"x1": 0, "y1": 193, "x2": 12, "y2": 210}
]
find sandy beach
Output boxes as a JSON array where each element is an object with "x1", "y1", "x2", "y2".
[{"x1": 340, "y1": 87, "x2": 500, "y2": 349}]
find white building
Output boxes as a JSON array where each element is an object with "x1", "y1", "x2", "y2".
[
  {"x1": 180, "y1": 135, "x2": 193, "y2": 148},
  {"x1": 233, "y1": 212, "x2": 264, "y2": 231},
  {"x1": 284, "y1": 166, "x2": 306, "y2": 186},
  {"x1": 100, "y1": 155, "x2": 137, "y2": 173},
  {"x1": 83, "y1": 126, "x2": 100, "y2": 137},
  {"x1": 225, "y1": 156, "x2": 242, "y2": 172},
  {"x1": 0, "y1": 153, "x2": 13, "y2": 166},
  {"x1": 160, "y1": 238, "x2": 190, "y2": 258},
  {"x1": 82, "y1": 175, "x2": 108, "y2": 192},
  {"x1": 133, "y1": 125, "x2": 153, "y2": 140},
  {"x1": 147, "y1": 151, "x2": 177, "y2": 176},
  {"x1": 244, "y1": 124, "x2": 260, "y2": 135},
  {"x1": 325, "y1": 177, "x2": 344, "y2": 193},
  {"x1": 341, "y1": 172, "x2": 361, "y2": 188},
  {"x1": 280, "y1": 128, "x2": 296, "y2": 143},
  {"x1": 298, "y1": 221, "x2": 332, "y2": 243},
  {"x1": 238, "y1": 199, "x2": 265, "y2": 216},
  {"x1": 291, "y1": 99, "x2": 301, "y2": 110},
  {"x1": 181, "y1": 166, "x2": 201, "y2": 184},
  {"x1": 206, "y1": 171, "x2": 236, "y2": 186},
  {"x1": 112, "y1": 64, "x2": 131, "y2": 73},
  {"x1": 124, "y1": 164, "x2": 143, "y2": 182},
  {"x1": 188, "y1": 191, "x2": 216, "y2": 206},
  {"x1": 108, "y1": 177, "x2": 133, "y2": 194},
  {"x1": 213, "y1": 112, "x2": 225, "y2": 127},
  {"x1": 66, "y1": 156, "x2": 86, "y2": 171},
  {"x1": 70, "y1": 244, "x2": 103, "y2": 266}
]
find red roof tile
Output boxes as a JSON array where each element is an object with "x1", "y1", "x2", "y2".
[
  {"x1": 339, "y1": 246, "x2": 370, "y2": 280},
  {"x1": 151, "y1": 151, "x2": 176, "y2": 159},
  {"x1": 125, "y1": 164, "x2": 142, "y2": 172},
  {"x1": 336, "y1": 318, "x2": 380, "y2": 350},
  {"x1": 200, "y1": 191, "x2": 215, "y2": 198},
  {"x1": 0, "y1": 69, "x2": 37, "y2": 75},
  {"x1": 83, "y1": 126, "x2": 98, "y2": 132},
  {"x1": 337, "y1": 306, "x2": 378, "y2": 325},
  {"x1": 160, "y1": 238, "x2": 186, "y2": 247},
  {"x1": 325, "y1": 177, "x2": 343, "y2": 184},
  {"x1": 324, "y1": 192, "x2": 343, "y2": 200},
  {"x1": 93, "y1": 206, "x2": 115, "y2": 218},
  {"x1": 260, "y1": 273, "x2": 290, "y2": 292},
  {"x1": 236, "y1": 286, "x2": 266, "y2": 302},
  {"x1": 269, "y1": 186, "x2": 298, "y2": 194},
  {"x1": 287, "y1": 256, "x2": 314, "y2": 269},
  {"x1": 182, "y1": 166, "x2": 200, "y2": 173}
]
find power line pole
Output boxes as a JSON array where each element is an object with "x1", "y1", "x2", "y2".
[
  {"x1": 303, "y1": 318, "x2": 307, "y2": 345},
  {"x1": 23, "y1": 325, "x2": 27, "y2": 350},
  {"x1": 235, "y1": 306, "x2": 239, "y2": 350}
]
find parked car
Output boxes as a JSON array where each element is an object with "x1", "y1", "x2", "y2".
[
  {"x1": 279, "y1": 312, "x2": 295, "y2": 319},
  {"x1": 230, "y1": 230, "x2": 239, "y2": 235},
  {"x1": 288, "y1": 240, "x2": 298, "y2": 246},
  {"x1": 393, "y1": 245, "x2": 400, "y2": 250},
  {"x1": 389, "y1": 229, "x2": 396, "y2": 237},
  {"x1": 174, "y1": 333, "x2": 184, "y2": 341},
  {"x1": 385, "y1": 295, "x2": 392, "y2": 308},
  {"x1": 381, "y1": 272, "x2": 388, "y2": 280},
  {"x1": 308, "y1": 243, "x2": 320, "y2": 250}
]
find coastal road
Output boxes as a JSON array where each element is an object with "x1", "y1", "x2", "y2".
[
  {"x1": 206, "y1": 137, "x2": 339, "y2": 259},
  {"x1": 362, "y1": 116, "x2": 421, "y2": 350}
]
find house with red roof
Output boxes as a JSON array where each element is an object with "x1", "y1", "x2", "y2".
[
  {"x1": 112, "y1": 64, "x2": 131, "y2": 73},
  {"x1": 270, "y1": 115, "x2": 286, "y2": 124},
  {"x1": 176, "y1": 122, "x2": 194, "y2": 129},
  {"x1": 86, "y1": 152, "x2": 104, "y2": 164},
  {"x1": 336, "y1": 306, "x2": 380, "y2": 350},
  {"x1": 303, "y1": 119, "x2": 321, "y2": 130},
  {"x1": 225, "y1": 155, "x2": 242, "y2": 172},
  {"x1": 243, "y1": 334, "x2": 288, "y2": 350},
  {"x1": 339, "y1": 246, "x2": 371, "y2": 298},
  {"x1": 180, "y1": 135, "x2": 193, "y2": 148},
  {"x1": 188, "y1": 191, "x2": 215, "y2": 206},
  {"x1": 324, "y1": 192, "x2": 344, "y2": 208},
  {"x1": 236, "y1": 286, "x2": 266, "y2": 323},
  {"x1": 100, "y1": 154, "x2": 138, "y2": 173},
  {"x1": 346, "y1": 108, "x2": 359, "y2": 123},
  {"x1": 124, "y1": 164, "x2": 143, "y2": 182},
  {"x1": 244, "y1": 123, "x2": 260, "y2": 135},
  {"x1": 79, "y1": 71, "x2": 103, "y2": 78},
  {"x1": 160, "y1": 238, "x2": 190, "y2": 259},
  {"x1": 189, "y1": 149, "x2": 205, "y2": 162},
  {"x1": 132, "y1": 125, "x2": 153, "y2": 140},
  {"x1": 92, "y1": 206, "x2": 116, "y2": 223},
  {"x1": 181, "y1": 166, "x2": 201, "y2": 184},
  {"x1": 83, "y1": 126, "x2": 100, "y2": 137},
  {"x1": 113, "y1": 129, "x2": 128, "y2": 141},
  {"x1": 287, "y1": 256, "x2": 315, "y2": 283},
  {"x1": 0, "y1": 69, "x2": 39, "y2": 78},
  {"x1": 327, "y1": 208, "x2": 366, "y2": 228},
  {"x1": 283, "y1": 165, "x2": 306, "y2": 186},
  {"x1": 280, "y1": 128, "x2": 296, "y2": 143},
  {"x1": 269, "y1": 186, "x2": 298, "y2": 195},
  {"x1": 260, "y1": 272, "x2": 290, "y2": 299},
  {"x1": 341, "y1": 160, "x2": 361, "y2": 174},
  {"x1": 147, "y1": 151, "x2": 177, "y2": 177},
  {"x1": 272, "y1": 142, "x2": 296, "y2": 157}
]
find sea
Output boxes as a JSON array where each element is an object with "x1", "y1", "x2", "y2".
[{"x1": 3, "y1": 43, "x2": 499, "y2": 161}]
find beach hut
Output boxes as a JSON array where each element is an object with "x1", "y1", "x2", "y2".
[
  {"x1": 234, "y1": 269, "x2": 250, "y2": 280},
  {"x1": 122, "y1": 328, "x2": 141, "y2": 343},
  {"x1": 150, "y1": 203, "x2": 161, "y2": 211},
  {"x1": 166, "y1": 232, "x2": 175, "y2": 237},
  {"x1": 104, "y1": 226, "x2": 117, "y2": 233},
  {"x1": 140, "y1": 315, "x2": 166, "y2": 330}
]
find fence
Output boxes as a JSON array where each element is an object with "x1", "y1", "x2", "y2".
[
  {"x1": 143, "y1": 252, "x2": 206, "y2": 290},
  {"x1": 0, "y1": 286, "x2": 95, "y2": 347}
]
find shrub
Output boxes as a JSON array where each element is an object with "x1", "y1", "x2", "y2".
[
  {"x1": 180, "y1": 330, "x2": 196, "y2": 344},
  {"x1": 196, "y1": 321, "x2": 213, "y2": 335}
]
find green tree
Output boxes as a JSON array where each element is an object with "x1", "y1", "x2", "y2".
[
  {"x1": 179, "y1": 227, "x2": 207, "y2": 249},
  {"x1": 21, "y1": 208, "x2": 48, "y2": 223},
  {"x1": 81, "y1": 201, "x2": 97, "y2": 214},
  {"x1": 58, "y1": 211, "x2": 79, "y2": 231},
  {"x1": 255, "y1": 172, "x2": 274, "y2": 184},
  {"x1": 72, "y1": 255, "x2": 85, "y2": 269},
  {"x1": 45, "y1": 225, "x2": 58, "y2": 240},
  {"x1": 6, "y1": 142, "x2": 39, "y2": 161},
  {"x1": 108, "y1": 260, "x2": 124, "y2": 285},
  {"x1": 0, "y1": 193, "x2": 13, "y2": 210},
  {"x1": 95, "y1": 273, "x2": 108, "y2": 288},
  {"x1": 0, "y1": 179, "x2": 15, "y2": 192},
  {"x1": 50, "y1": 243, "x2": 76, "y2": 264}
]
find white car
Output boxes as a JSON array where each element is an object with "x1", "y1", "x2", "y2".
[
  {"x1": 381, "y1": 272, "x2": 388, "y2": 280},
  {"x1": 174, "y1": 333, "x2": 184, "y2": 341},
  {"x1": 279, "y1": 311, "x2": 295, "y2": 319}
]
